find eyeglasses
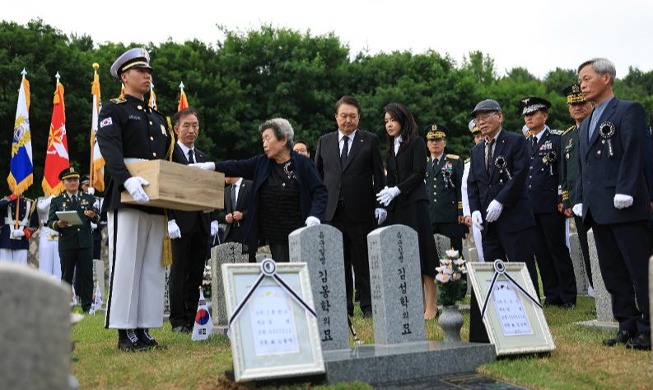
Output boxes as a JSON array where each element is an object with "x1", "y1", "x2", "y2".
[{"x1": 474, "y1": 112, "x2": 498, "y2": 122}]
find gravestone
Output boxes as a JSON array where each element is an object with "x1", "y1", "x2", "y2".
[
  {"x1": 568, "y1": 233, "x2": 589, "y2": 295},
  {"x1": 0, "y1": 263, "x2": 71, "y2": 390},
  {"x1": 289, "y1": 225, "x2": 349, "y2": 351},
  {"x1": 368, "y1": 225, "x2": 425, "y2": 344},
  {"x1": 433, "y1": 233, "x2": 451, "y2": 259},
  {"x1": 211, "y1": 242, "x2": 250, "y2": 332},
  {"x1": 587, "y1": 229, "x2": 614, "y2": 323},
  {"x1": 93, "y1": 259, "x2": 105, "y2": 297}
]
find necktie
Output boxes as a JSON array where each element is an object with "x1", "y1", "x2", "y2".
[
  {"x1": 341, "y1": 136, "x2": 349, "y2": 168},
  {"x1": 71, "y1": 195, "x2": 77, "y2": 206},
  {"x1": 230, "y1": 185, "x2": 237, "y2": 211},
  {"x1": 530, "y1": 136, "x2": 536, "y2": 150},
  {"x1": 188, "y1": 149, "x2": 195, "y2": 163},
  {"x1": 485, "y1": 140, "x2": 494, "y2": 173},
  {"x1": 433, "y1": 158, "x2": 439, "y2": 172}
]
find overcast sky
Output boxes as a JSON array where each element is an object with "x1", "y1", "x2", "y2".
[{"x1": 4, "y1": 0, "x2": 653, "y2": 79}]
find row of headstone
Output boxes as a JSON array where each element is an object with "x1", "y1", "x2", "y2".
[
  {"x1": 568, "y1": 233, "x2": 590, "y2": 295},
  {"x1": 587, "y1": 229, "x2": 615, "y2": 323}
]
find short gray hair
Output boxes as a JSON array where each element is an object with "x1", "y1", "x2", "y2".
[
  {"x1": 258, "y1": 118, "x2": 294, "y2": 148},
  {"x1": 578, "y1": 58, "x2": 616, "y2": 85}
]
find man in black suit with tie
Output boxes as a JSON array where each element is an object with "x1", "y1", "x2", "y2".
[
  {"x1": 314, "y1": 95, "x2": 386, "y2": 317},
  {"x1": 574, "y1": 58, "x2": 651, "y2": 350},
  {"x1": 467, "y1": 99, "x2": 538, "y2": 293},
  {"x1": 167, "y1": 108, "x2": 219, "y2": 333},
  {"x1": 218, "y1": 176, "x2": 254, "y2": 262}
]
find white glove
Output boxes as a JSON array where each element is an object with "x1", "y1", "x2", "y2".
[
  {"x1": 305, "y1": 216, "x2": 321, "y2": 227},
  {"x1": 87, "y1": 187, "x2": 95, "y2": 195},
  {"x1": 210, "y1": 221, "x2": 219, "y2": 236},
  {"x1": 123, "y1": 176, "x2": 149, "y2": 203},
  {"x1": 188, "y1": 162, "x2": 215, "y2": 171},
  {"x1": 471, "y1": 210, "x2": 484, "y2": 231},
  {"x1": 11, "y1": 229, "x2": 25, "y2": 238},
  {"x1": 167, "y1": 219, "x2": 181, "y2": 239},
  {"x1": 614, "y1": 194, "x2": 634, "y2": 209},
  {"x1": 90, "y1": 222, "x2": 98, "y2": 230},
  {"x1": 485, "y1": 200, "x2": 503, "y2": 223},
  {"x1": 375, "y1": 208, "x2": 387, "y2": 225},
  {"x1": 572, "y1": 203, "x2": 583, "y2": 217},
  {"x1": 376, "y1": 186, "x2": 401, "y2": 207}
]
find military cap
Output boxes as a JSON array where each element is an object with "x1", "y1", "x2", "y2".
[
  {"x1": 471, "y1": 99, "x2": 502, "y2": 116},
  {"x1": 59, "y1": 167, "x2": 80, "y2": 181},
  {"x1": 426, "y1": 124, "x2": 448, "y2": 140},
  {"x1": 110, "y1": 48, "x2": 153, "y2": 79},
  {"x1": 519, "y1": 96, "x2": 551, "y2": 115},
  {"x1": 563, "y1": 84, "x2": 585, "y2": 105},
  {"x1": 80, "y1": 174, "x2": 91, "y2": 185},
  {"x1": 468, "y1": 119, "x2": 480, "y2": 134}
]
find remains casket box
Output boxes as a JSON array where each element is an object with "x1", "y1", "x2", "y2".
[{"x1": 120, "y1": 159, "x2": 224, "y2": 211}]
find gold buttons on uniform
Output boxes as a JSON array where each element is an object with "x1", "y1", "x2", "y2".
[
  {"x1": 149, "y1": 121, "x2": 153, "y2": 125},
  {"x1": 153, "y1": 152, "x2": 157, "y2": 157},
  {"x1": 150, "y1": 136, "x2": 154, "y2": 141},
  {"x1": 137, "y1": 105, "x2": 143, "y2": 110}
]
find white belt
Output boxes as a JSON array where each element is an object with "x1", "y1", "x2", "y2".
[
  {"x1": 4, "y1": 218, "x2": 27, "y2": 227},
  {"x1": 124, "y1": 158, "x2": 146, "y2": 164},
  {"x1": 41, "y1": 226, "x2": 59, "y2": 238}
]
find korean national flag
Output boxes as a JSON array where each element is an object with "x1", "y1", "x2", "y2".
[{"x1": 192, "y1": 289, "x2": 213, "y2": 341}]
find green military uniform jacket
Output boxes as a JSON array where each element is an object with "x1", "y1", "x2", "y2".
[
  {"x1": 425, "y1": 154, "x2": 464, "y2": 223},
  {"x1": 559, "y1": 125, "x2": 580, "y2": 209},
  {"x1": 46, "y1": 192, "x2": 99, "y2": 250}
]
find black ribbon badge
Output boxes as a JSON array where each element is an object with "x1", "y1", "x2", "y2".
[
  {"x1": 494, "y1": 155, "x2": 512, "y2": 184},
  {"x1": 599, "y1": 121, "x2": 615, "y2": 157},
  {"x1": 542, "y1": 150, "x2": 557, "y2": 176}
]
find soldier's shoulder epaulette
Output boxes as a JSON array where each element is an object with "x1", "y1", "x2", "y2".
[
  {"x1": 445, "y1": 154, "x2": 460, "y2": 160},
  {"x1": 562, "y1": 125, "x2": 576, "y2": 136},
  {"x1": 110, "y1": 98, "x2": 127, "y2": 104},
  {"x1": 549, "y1": 129, "x2": 565, "y2": 136}
]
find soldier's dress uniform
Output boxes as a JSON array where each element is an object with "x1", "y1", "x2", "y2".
[
  {"x1": 522, "y1": 97, "x2": 577, "y2": 307},
  {"x1": 97, "y1": 48, "x2": 172, "y2": 350},
  {"x1": 47, "y1": 167, "x2": 99, "y2": 312},
  {"x1": 461, "y1": 120, "x2": 484, "y2": 261},
  {"x1": 0, "y1": 195, "x2": 35, "y2": 265},
  {"x1": 33, "y1": 196, "x2": 61, "y2": 278},
  {"x1": 425, "y1": 126, "x2": 464, "y2": 255}
]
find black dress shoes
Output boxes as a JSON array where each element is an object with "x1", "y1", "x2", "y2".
[
  {"x1": 136, "y1": 328, "x2": 164, "y2": 350},
  {"x1": 118, "y1": 329, "x2": 147, "y2": 352},
  {"x1": 625, "y1": 333, "x2": 651, "y2": 350},
  {"x1": 602, "y1": 330, "x2": 632, "y2": 347}
]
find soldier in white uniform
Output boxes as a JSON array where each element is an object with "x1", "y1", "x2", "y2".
[
  {"x1": 34, "y1": 195, "x2": 61, "y2": 278},
  {"x1": 461, "y1": 120, "x2": 485, "y2": 261}
]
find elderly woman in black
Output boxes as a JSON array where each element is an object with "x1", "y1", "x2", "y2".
[{"x1": 192, "y1": 118, "x2": 328, "y2": 262}]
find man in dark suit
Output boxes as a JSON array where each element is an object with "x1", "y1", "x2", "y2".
[
  {"x1": 167, "y1": 108, "x2": 219, "y2": 333},
  {"x1": 467, "y1": 99, "x2": 538, "y2": 293},
  {"x1": 425, "y1": 124, "x2": 464, "y2": 255},
  {"x1": 521, "y1": 97, "x2": 577, "y2": 308},
  {"x1": 314, "y1": 95, "x2": 386, "y2": 317},
  {"x1": 217, "y1": 176, "x2": 254, "y2": 261},
  {"x1": 574, "y1": 58, "x2": 651, "y2": 350},
  {"x1": 46, "y1": 167, "x2": 99, "y2": 313}
]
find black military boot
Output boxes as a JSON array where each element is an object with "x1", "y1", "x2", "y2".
[
  {"x1": 135, "y1": 328, "x2": 163, "y2": 350},
  {"x1": 117, "y1": 329, "x2": 146, "y2": 352}
]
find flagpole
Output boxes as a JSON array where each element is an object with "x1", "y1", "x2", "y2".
[{"x1": 89, "y1": 63, "x2": 99, "y2": 186}]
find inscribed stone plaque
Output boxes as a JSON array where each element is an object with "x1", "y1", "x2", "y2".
[
  {"x1": 568, "y1": 233, "x2": 589, "y2": 295},
  {"x1": 587, "y1": 229, "x2": 615, "y2": 322},
  {"x1": 93, "y1": 259, "x2": 105, "y2": 299},
  {"x1": 0, "y1": 263, "x2": 71, "y2": 390},
  {"x1": 433, "y1": 233, "x2": 451, "y2": 259},
  {"x1": 368, "y1": 225, "x2": 425, "y2": 344},
  {"x1": 211, "y1": 242, "x2": 250, "y2": 330},
  {"x1": 289, "y1": 225, "x2": 349, "y2": 351}
]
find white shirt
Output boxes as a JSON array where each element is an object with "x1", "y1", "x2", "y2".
[
  {"x1": 394, "y1": 135, "x2": 403, "y2": 156},
  {"x1": 232, "y1": 178, "x2": 243, "y2": 204},
  {"x1": 177, "y1": 141, "x2": 195, "y2": 163},
  {"x1": 338, "y1": 129, "x2": 357, "y2": 156}
]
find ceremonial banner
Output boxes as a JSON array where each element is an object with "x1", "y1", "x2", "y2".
[
  {"x1": 42, "y1": 77, "x2": 69, "y2": 195},
  {"x1": 178, "y1": 82, "x2": 188, "y2": 112},
  {"x1": 90, "y1": 64, "x2": 105, "y2": 191},
  {"x1": 7, "y1": 70, "x2": 33, "y2": 195}
]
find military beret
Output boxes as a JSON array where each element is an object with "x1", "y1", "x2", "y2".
[
  {"x1": 563, "y1": 84, "x2": 585, "y2": 105},
  {"x1": 59, "y1": 167, "x2": 80, "y2": 181},
  {"x1": 471, "y1": 99, "x2": 502, "y2": 116},
  {"x1": 519, "y1": 96, "x2": 551, "y2": 115},
  {"x1": 426, "y1": 124, "x2": 448, "y2": 140},
  {"x1": 110, "y1": 48, "x2": 153, "y2": 79}
]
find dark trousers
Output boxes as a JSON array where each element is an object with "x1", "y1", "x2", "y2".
[
  {"x1": 330, "y1": 204, "x2": 373, "y2": 315},
  {"x1": 170, "y1": 231, "x2": 209, "y2": 328},
  {"x1": 533, "y1": 213, "x2": 577, "y2": 305},
  {"x1": 61, "y1": 246, "x2": 93, "y2": 312},
  {"x1": 590, "y1": 217, "x2": 651, "y2": 334},
  {"x1": 482, "y1": 223, "x2": 540, "y2": 300},
  {"x1": 431, "y1": 221, "x2": 464, "y2": 256},
  {"x1": 268, "y1": 242, "x2": 290, "y2": 263},
  {"x1": 573, "y1": 215, "x2": 592, "y2": 288}
]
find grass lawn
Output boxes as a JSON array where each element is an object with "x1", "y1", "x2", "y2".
[{"x1": 72, "y1": 296, "x2": 652, "y2": 389}]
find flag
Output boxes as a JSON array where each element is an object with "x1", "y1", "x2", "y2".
[
  {"x1": 149, "y1": 82, "x2": 158, "y2": 110},
  {"x1": 177, "y1": 81, "x2": 188, "y2": 112},
  {"x1": 191, "y1": 289, "x2": 213, "y2": 341},
  {"x1": 89, "y1": 281, "x2": 103, "y2": 315},
  {"x1": 42, "y1": 75, "x2": 69, "y2": 196},
  {"x1": 7, "y1": 69, "x2": 33, "y2": 195},
  {"x1": 90, "y1": 64, "x2": 105, "y2": 191}
]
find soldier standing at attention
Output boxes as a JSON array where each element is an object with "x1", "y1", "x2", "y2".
[
  {"x1": 425, "y1": 124, "x2": 464, "y2": 255},
  {"x1": 97, "y1": 48, "x2": 173, "y2": 351},
  {"x1": 461, "y1": 120, "x2": 486, "y2": 261}
]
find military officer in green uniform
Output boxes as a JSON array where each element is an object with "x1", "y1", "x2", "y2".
[
  {"x1": 425, "y1": 124, "x2": 464, "y2": 255},
  {"x1": 47, "y1": 167, "x2": 99, "y2": 312},
  {"x1": 559, "y1": 84, "x2": 594, "y2": 290}
]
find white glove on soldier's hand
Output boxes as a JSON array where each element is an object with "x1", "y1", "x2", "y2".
[
  {"x1": 375, "y1": 208, "x2": 387, "y2": 225},
  {"x1": 471, "y1": 210, "x2": 484, "y2": 231},
  {"x1": 11, "y1": 229, "x2": 25, "y2": 238},
  {"x1": 572, "y1": 203, "x2": 583, "y2": 217},
  {"x1": 305, "y1": 216, "x2": 321, "y2": 227},
  {"x1": 90, "y1": 222, "x2": 98, "y2": 230},
  {"x1": 485, "y1": 200, "x2": 503, "y2": 223},
  {"x1": 87, "y1": 187, "x2": 95, "y2": 195},
  {"x1": 167, "y1": 219, "x2": 181, "y2": 239},
  {"x1": 210, "y1": 221, "x2": 219, "y2": 236},
  {"x1": 614, "y1": 194, "x2": 634, "y2": 209},
  {"x1": 376, "y1": 186, "x2": 401, "y2": 207},
  {"x1": 188, "y1": 162, "x2": 215, "y2": 171},
  {"x1": 124, "y1": 176, "x2": 149, "y2": 203}
]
